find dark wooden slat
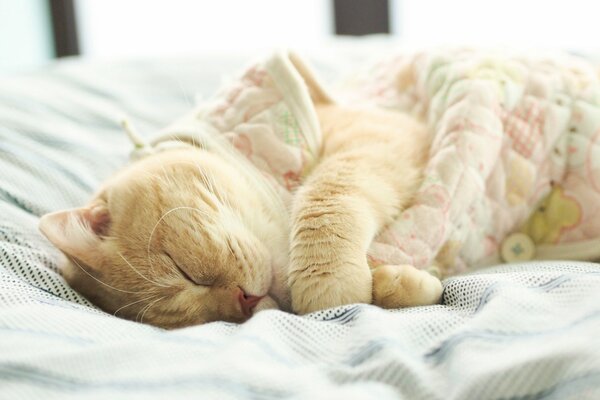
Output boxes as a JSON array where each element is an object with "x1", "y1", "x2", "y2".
[
  {"x1": 49, "y1": 0, "x2": 80, "y2": 57},
  {"x1": 333, "y1": 0, "x2": 390, "y2": 36}
]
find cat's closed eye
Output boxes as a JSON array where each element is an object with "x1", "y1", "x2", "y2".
[{"x1": 164, "y1": 252, "x2": 214, "y2": 287}]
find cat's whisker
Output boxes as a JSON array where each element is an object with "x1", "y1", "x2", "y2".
[
  {"x1": 167, "y1": 132, "x2": 196, "y2": 151},
  {"x1": 70, "y1": 257, "x2": 139, "y2": 294},
  {"x1": 225, "y1": 236, "x2": 236, "y2": 258},
  {"x1": 169, "y1": 159, "x2": 224, "y2": 209},
  {"x1": 139, "y1": 160, "x2": 171, "y2": 198},
  {"x1": 140, "y1": 296, "x2": 165, "y2": 324},
  {"x1": 204, "y1": 176, "x2": 232, "y2": 211},
  {"x1": 183, "y1": 154, "x2": 218, "y2": 193},
  {"x1": 196, "y1": 163, "x2": 218, "y2": 196},
  {"x1": 159, "y1": 163, "x2": 175, "y2": 188},
  {"x1": 135, "y1": 296, "x2": 159, "y2": 322},
  {"x1": 187, "y1": 131, "x2": 200, "y2": 149},
  {"x1": 202, "y1": 166, "x2": 219, "y2": 194},
  {"x1": 136, "y1": 301, "x2": 150, "y2": 323},
  {"x1": 113, "y1": 295, "x2": 157, "y2": 317},
  {"x1": 194, "y1": 134, "x2": 208, "y2": 151},
  {"x1": 118, "y1": 252, "x2": 169, "y2": 288},
  {"x1": 145, "y1": 206, "x2": 211, "y2": 274}
]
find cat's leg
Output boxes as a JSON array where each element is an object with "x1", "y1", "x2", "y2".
[
  {"x1": 288, "y1": 106, "x2": 428, "y2": 315},
  {"x1": 288, "y1": 147, "x2": 421, "y2": 314},
  {"x1": 288, "y1": 179, "x2": 377, "y2": 315},
  {"x1": 371, "y1": 264, "x2": 443, "y2": 308}
]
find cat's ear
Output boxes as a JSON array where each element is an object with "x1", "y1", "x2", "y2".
[{"x1": 39, "y1": 203, "x2": 111, "y2": 264}]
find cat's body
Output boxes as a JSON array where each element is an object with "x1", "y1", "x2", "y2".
[{"x1": 39, "y1": 104, "x2": 443, "y2": 328}]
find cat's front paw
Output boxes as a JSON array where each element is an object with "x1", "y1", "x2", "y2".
[
  {"x1": 372, "y1": 264, "x2": 443, "y2": 309},
  {"x1": 289, "y1": 258, "x2": 373, "y2": 315}
]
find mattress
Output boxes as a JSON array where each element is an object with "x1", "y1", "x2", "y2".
[{"x1": 1, "y1": 45, "x2": 599, "y2": 399}]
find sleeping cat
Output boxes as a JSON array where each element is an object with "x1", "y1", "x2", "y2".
[{"x1": 39, "y1": 104, "x2": 443, "y2": 329}]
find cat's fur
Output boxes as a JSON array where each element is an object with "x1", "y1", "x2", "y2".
[{"x1": 39, "y1": 104, "x2": 443, "y2": 329}]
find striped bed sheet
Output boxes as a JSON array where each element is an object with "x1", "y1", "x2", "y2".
[{"x1": 0, "y1": 49, "x2": 599, "y2": 399}]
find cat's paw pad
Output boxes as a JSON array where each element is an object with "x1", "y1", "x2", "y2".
[{"x1": 372, "y1": 264, "x2": 443, "y2": 309}]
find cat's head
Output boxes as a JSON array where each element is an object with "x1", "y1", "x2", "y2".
[{"x1": 39, "y1": 147, "x2": 290, "y2": 328}]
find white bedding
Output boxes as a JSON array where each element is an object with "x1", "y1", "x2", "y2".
[{"x1": 1, "y1": 47, "x2": 599, "y2": 399}]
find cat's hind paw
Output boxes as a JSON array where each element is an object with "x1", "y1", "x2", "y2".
[{"x1": 372, "y1": 264, "x2": 443, "y2": 309}]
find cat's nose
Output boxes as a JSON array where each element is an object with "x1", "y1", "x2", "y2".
[{"x1": 237, "y1": 289, "x2": 263, "y2": 317}]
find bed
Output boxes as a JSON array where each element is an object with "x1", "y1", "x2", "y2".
[{"x1": 1, "y1": 43, "x2": 599, "y2": 399}]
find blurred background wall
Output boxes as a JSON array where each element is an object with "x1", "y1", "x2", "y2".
[
  {"x1": 0, "y1": 0, "x2": 54, "y2": 71},
  {"x1": 77, "y1": 0, "x2": 333, "y2": 58},
  {"x1": 1, "y1": 0, "x2": 599, "y2": 73}
]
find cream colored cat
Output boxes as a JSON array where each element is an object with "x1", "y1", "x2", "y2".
[{"x1": 39, "y1": 104, "x2": 443, "y2": 329}]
